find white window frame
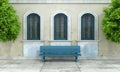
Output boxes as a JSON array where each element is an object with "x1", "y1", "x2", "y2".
[
  {"x1": 23, "y1": 10, "x2": 44, "y2": 41},
  {"x1": 51, "y1": 10, "x2": 71, "y2": 41},
  {"x1": 78, "y1": 11, "x2": 98, "y2": 41}
]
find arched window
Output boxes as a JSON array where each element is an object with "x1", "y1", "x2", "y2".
[
  {"x1": 27, "y1": 13, "x2": 40, "y2": 40},
  {"x1": 81, "y1": 13, "x2": 94, "y2": 40},
  {"x1": 54, "y1": 13, "x2": 68, "y2": 40}
]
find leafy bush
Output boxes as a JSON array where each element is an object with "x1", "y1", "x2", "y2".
[
  {"x1": 102, "y1": 0, "x2": 120, "y2": 42},
  {"x1": 0, "y1": 0, "x2": 21, "y2": 42}
]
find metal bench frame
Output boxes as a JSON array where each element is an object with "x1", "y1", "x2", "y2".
[{"x1": 39, "y1": 46, "x2": 81, "y2": 62}]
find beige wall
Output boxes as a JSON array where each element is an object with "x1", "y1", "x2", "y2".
[
  {"x1": 0, "y1": 32, "x2": 23, "y2": 57},
  {"x1": 0, "y1": 3, "x2": 120, "y2": 57}
]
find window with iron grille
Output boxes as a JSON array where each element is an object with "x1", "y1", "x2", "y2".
[
  {"x1": 81, "y1": 13, "x2": 94, "y2": 40},
  {"x1": 54, "y1": 13, "x2": 68, "y2": 40},
  {"x1": 27, "y1": 13, "x2": 40, "y2": 40}
]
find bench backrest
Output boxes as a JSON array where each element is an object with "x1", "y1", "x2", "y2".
[{"x1": 40, "y1": 46, "x2": 80, "y2": 53}]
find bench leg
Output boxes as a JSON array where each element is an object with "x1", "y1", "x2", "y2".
[
  {"x1": 75, "y1": 56, "x2": 78, "y2": 62},
  {"x1": 43, "y1": 56, "x2": 45, "y2": 62}
]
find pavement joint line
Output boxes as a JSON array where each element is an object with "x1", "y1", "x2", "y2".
[
  {"x1": 75, "y1": 62, "x2": 81, "y2": 72},
  {"x1": 40, "y1": 62, "x2": 45, "y2": 72},
  {"x1": 108, "y1": 63, "x2": 120, "y2": 71},
  {"x1": 115, "y1": 68, "x2": 120, "y2": 71},
  {"x1": 114, "y1": 65, "x2": 120, "y2": 71}
]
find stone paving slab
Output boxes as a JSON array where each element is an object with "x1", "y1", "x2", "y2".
[
  {"x1": 0, "y1": 59, "x2": 120, "y2": 72},
  {"x1": 0, "y1": 59, "x2": 43, "y2": 72},
  {"x1": 41, "y1": 61, "x2": 80, "y2": 72}
]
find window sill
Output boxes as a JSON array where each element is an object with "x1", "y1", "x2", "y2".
[
  {"x1": 77, "y1": 40, "x2": 100, "y2": 42},
  {"x1": 49, "y1": 40, "x2": 72, "y2": 42},
  {"x1": 22, "y1": 40, "x2": 44, "y2": 42}
]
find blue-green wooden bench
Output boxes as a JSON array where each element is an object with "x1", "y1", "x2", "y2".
[{"x1": 39, "y1": 46, "x2": 81, "y2": 62}]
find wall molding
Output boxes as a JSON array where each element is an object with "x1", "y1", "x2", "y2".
[
  {"x1": 1, "y1": 56, "x2": 120, "y2": 60},
  {"x1": 10, "y1": 0, "x2": 110, "y2": 4}
]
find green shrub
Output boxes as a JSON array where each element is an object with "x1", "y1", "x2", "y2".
[
  {"x1": 102, "y1": 0, "x2": 120, "y2": 43},
  {"x1": 0, "y1": 0, "x2": 21, "y2": 42}
]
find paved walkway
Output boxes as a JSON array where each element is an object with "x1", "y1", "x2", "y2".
[{"x1": 0, "y1": 58, "x2": 120, "y2": 72}]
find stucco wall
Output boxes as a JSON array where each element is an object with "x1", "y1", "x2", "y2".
[
  {"x1": 0, "y1": 33, "x2": 23, "y2": 57},
  {"x1": 0, "y1": 3, "x2": 120, "y2": 57}
]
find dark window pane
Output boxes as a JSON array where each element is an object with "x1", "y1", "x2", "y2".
[
  {"x1": 27, "y1": 13, "x2": 40, "y2": 40},
  {"x1": 54, "y1": 13, "x2": 67, "y2": 40},
  {"x1": 81, "y1": 13, "x2": 94, "y2": 40}
]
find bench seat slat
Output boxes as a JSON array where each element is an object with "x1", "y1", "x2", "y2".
[
  {"x1": 40, "y1": 52, "x2": 80, "y2": 54},
  {"x1": 40, "y1": 48, "x2": 80, "y2": 52},
  {"x1": 40, "y1": 54, "x2": 80, "y2": 56}
]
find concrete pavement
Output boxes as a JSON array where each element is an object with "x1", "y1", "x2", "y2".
[{"x1": 0, "y1": 58, "x2": 120, "y2": 72}]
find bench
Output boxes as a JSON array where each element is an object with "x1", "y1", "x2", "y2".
[{"x1": 39, "y1": 46, "x2": 81, "y2": 62}]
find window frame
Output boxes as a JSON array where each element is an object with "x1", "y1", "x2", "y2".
[
  {"x1": 78, "y1": 11, "x2": 98, "y2": 41},
  {"x1": 81, "y1": 13, "x2": 95, "y2": 40},
  {"x1": 54, "y1": 13, "x2": 68, "y2": 40},
  {"x1": 23, "y1": 10, "x2": 43, "y2": 41},
  {"x1": 27, "y1": 13, "x2": 40, "y2": 40},
  {"x1": 51, "y1": 10, "x2": 71, "y2": 41}
]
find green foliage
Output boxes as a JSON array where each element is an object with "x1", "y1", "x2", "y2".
[
  {"x1": 102, "y1": 0, "x2": 120, "y2": 43},
  {"x1": 0, "y1": 0, "x2": 21, "y2": 42}
]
